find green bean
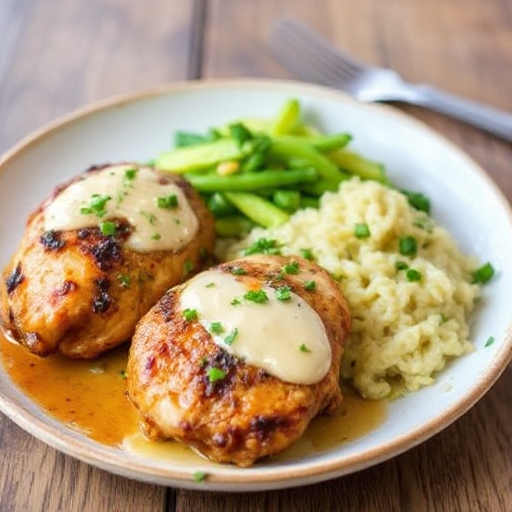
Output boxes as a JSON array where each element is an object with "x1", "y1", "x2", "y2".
[
  {"x1": 300, "y1": 173, "x2": 351, "y2": 196},
  {"x1": 185, "y1": 167, "x2": 318, "y2": 193},
  {"x1": 271, "y1": 98, "x2": 301, "y2": 135},
  {"x1": 207, "y1": 192, "x2": 236, "y2": 217},
  {"x1": 272, "y1": 189, "x2": 301, "y2": 212},
  {"x1": 269, "y1": 136, "x2": 342, "y2": 181},
  {"x1": 224, "y1": 192, "x2": 289, "y2": 228},
  {"x1": 328, "y1": 149, "x2": 389, "y2": 184},
  {"x1": 215, "y1": 216, "x2": 254, "y2": 237},
  {"x1": 155, "y1": 139, "x2": 246, "y2": 173},
  {"x1": 308, "y1": 133, "x2": 352, "y2": 152}
]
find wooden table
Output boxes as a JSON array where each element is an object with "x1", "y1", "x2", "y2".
[{"x1": 1, "y1": 0, "x2": 511, "y2": 510}]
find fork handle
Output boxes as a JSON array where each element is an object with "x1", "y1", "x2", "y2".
[{"x1": 408, "y1": 84, "x2": 512, "y2": 142}]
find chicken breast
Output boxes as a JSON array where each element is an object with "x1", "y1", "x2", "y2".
[
  {"x1": 0, "y1": 163, "x2": 215, "y2": 359},
  {"x1": 127, "y1": 254, "x2": 351, "y2": 467}
]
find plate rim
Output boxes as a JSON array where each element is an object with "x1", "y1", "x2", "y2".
[{"x1": 1, "y1": 77, "x2": 512, "y2": 492}]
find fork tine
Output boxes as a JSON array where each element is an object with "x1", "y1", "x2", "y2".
[{"x1": 270, "y1": 19, "x2": 367, "y2": 87}]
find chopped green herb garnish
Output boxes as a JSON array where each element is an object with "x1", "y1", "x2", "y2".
[
  {"x1": 243, "y1": 238, "x2": 282, "y2": 256},
  {"x1": 282, "y1": 261, "x2": 300, "y2": 275},
  {"x1": 193, "y1": 471, "x2": 207, "y2": 483},
  {"x1": 230, "y1": 297, "x2": 242, "y2": 306},
  {"x1": 209, "y1": 322, "x2": 224, "y2": 334},
  {"x1": 405, "y1": 268, "x2": 422, "y2": 282},
  {"x1": 140, "y1": 210, "x2": 157, "y2": 225},
  {"x1": 151, "y1": 233, "x2": 161, "y2": 240},
  {"x1": 485, "y1": 336, "x2": 495, "y2": 347},
  {"x1": 183, "y1": 260, "x2": 194, "y2": 276},
  {"x1": 80, "y1": 194, "x2": 111, "y2": 217},
  {"x1": 401, "y1": 190, "x2": 431, "y2": 214},
  {"x1": 399, "y1": 236, "x2": 418, "y2": 257},
  {"x1": 303, "y1": 280, "x2": 316, "y2": 291},
  {"x1": 124, "y1": 168, "x2": 138, "y2": 180},
  {"x1": 354, "y1": 222, "x2": 371, "y2": 239},
  {"x1": 100, "y1": 221, "x2": 117, "y2": 236},
  {"x1": 223, "y1": 328, "x2": 238, "y2": 346},
  {"x1": 275, "y1": 285, "x2": 292, "y2": 301},
  {"x1": 157, "y1": 194, "x2": 179, "y2": 209},
  {"x1": 472, "y1": 262, "x2": 495, "y2": 284},
  {"x1": 117, "y1": 273, "x2": 132, "y2": 288},
  {"x1": 244, "y1": 289, "x2": 269, "y2": 304},
  {"x1": 119, "y1": 370, "x2": 128, "y2": 379},
  {"x1": 207, "y1": 367, "x2": 227, "y2": 383},
  {"x1": 230, "y1": 266, "x2": 247, "y2": 275},
  {"x1": 300, "y1": 248, "x2": 314, "y2": 261},
  {"x1": 205, "y1": 282, "x2": 215, "y2": 288},
  {"x1": 299, "y1": 343, "x2": 312, "y2": 353},
  {"x1": 183, "y1": 308, "x2": 198, "y2": 321},
  {"x1": 395, "y1": 261, "x2": 409, "y2": 271}
]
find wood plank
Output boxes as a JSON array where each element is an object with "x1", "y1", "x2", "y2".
[
  {"x1": 0, "y1": 0, "x2": 197, "y2": 510},
  {"x1": 183, "y1": 0, "x2": 512, "y2": 510},
  {"x1": 0, "y1": 0, "x2": 195, "y2": 155}
]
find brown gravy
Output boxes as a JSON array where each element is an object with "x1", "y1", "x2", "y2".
[{"x1": 0, "y1": 332, "x2": 387, "y2": 463}]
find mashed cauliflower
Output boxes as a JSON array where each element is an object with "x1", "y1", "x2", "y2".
[{"x1": 220, "y1": 179, "x2": 480, "y2": 400}]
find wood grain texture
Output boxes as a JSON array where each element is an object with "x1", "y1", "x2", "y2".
[{"x1": 0, "y1": 0, "x2": 511, "y2": 510}]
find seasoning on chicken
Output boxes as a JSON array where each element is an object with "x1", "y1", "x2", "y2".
[
  {"x1": 0, "y1": 163, "x2": 215, "y2": 359},
  {"x1": 126, "y1": 254, "x2": 351, "y2": 467}
]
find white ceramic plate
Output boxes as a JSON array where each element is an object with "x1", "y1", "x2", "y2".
[{"x1": 1, "y1": 79, "x2": 511, "y2": 492}]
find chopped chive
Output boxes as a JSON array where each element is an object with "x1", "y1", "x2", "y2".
[
  {"x1": 354, "y1": 222, "x2": 371, "y2": 239},
  {"x1": 117, "y1": 273, "x2": 131, "y2": 288},
  {"x1": 484, "y1": 336, "x2": 495, "y2": 347},
  {"x1": 207, "y1": 367, "x2": 227, "y2": 382},
  {"x1": 119, "y1": 370, "x2": 128, "y2": 379},
  {"x1": 275, "y1": 285, "x2": 292, "y2": 301},
  {"x1": 472, "y1": 262, "x2": 495, "y2": 284},
  {"x1": 151, "y1": 233, "x2": 161, "y2": 240},
  {"x1": 243, "y1": 238, "x2": 282, "y2": 256},
  {"x1": 183, "y1": 308, "x2": 198, "y2": 321},
  {"x1": 99, "y1": 221, "x2": 117, "y2": 236},
  {"x1": 401, "y1": 190, "x2": 431, "y2": 214},
  {"x1": 124, "y1": 168, "x2": 138, "y2": 180},
  {"x1": 244, "y1": 289, "x2": 269, "y2": 304},
  {"x1": 395, "y1": 261, "x2": 409, "y2": 271},
  {"x1": 183, "y1": 260, "x2": 194, "y2": 276},
  {"x1": 223, "y1": 328, "x2": 238, "y2": 346},
  {"x1": 405, "y1": 268, "x2": 422, "y2": 282},
  {"x1": 282, "y1": 261, "x2": 300, "y2": 275},
  {"x1": 299, "y1": 343, "x2": 312, "y2": 353},
  {"x1": 140, "y1": 210, "x2": 157, "y2": 225},
  {"x1": 399, "y1": 236, "x2": 418, "y2": 257},
  {"x1": 230, "y1": 266, "x2": 247, "y2": 275},
  {"x1": 157, "y1": 194, "x2": 179, "y2": 209},
  {"x1": 193, "y1": 471, "x2": 207, "y2": 483},
  {"x1": 80, "y1": 194, "x2": 111, "y2": 217},
  {"x1": 303, "y1": 280, "x2": 316, "y2": 291},
  {"x1": 209, "y1": 322, "x2": 224, "y2": 334},
  {"x1": 300, "y1": 248, "x2": 314, "y2": 261}
]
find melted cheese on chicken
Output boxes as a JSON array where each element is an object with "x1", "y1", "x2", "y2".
[
  {"x1": 44, "y1": 165, "x2": 198, "y2": 252},
  {"x1": 179, "y1": 269, "x2": 332, "y2": 384}
]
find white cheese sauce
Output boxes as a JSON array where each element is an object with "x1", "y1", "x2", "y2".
[
  {"x1": 179, "y1": 269, "x2": 332, "y2": 385},
  {"x1": 44, "y1": 164, "x2": 199, "y2": 252}
]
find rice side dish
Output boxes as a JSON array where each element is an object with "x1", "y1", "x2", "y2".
[{"x1": 220, "y1": 179, "x2": 480, "y2": 400}]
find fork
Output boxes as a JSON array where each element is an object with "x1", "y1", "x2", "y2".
[{"x1": 270, "y1": 19, "x2": 512, "y2": 143}]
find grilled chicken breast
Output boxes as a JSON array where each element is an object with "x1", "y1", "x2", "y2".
[
  {"x1": 127, "y1": 254, "x2": 351, "y2": 467},
  {"x1": 0, "y1": 163, "x2": 215, "y2": 359}
]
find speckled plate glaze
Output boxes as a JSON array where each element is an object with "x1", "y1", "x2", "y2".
[{"x1": 1, "y1": 79, "x2": 511, "y2": 492}]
